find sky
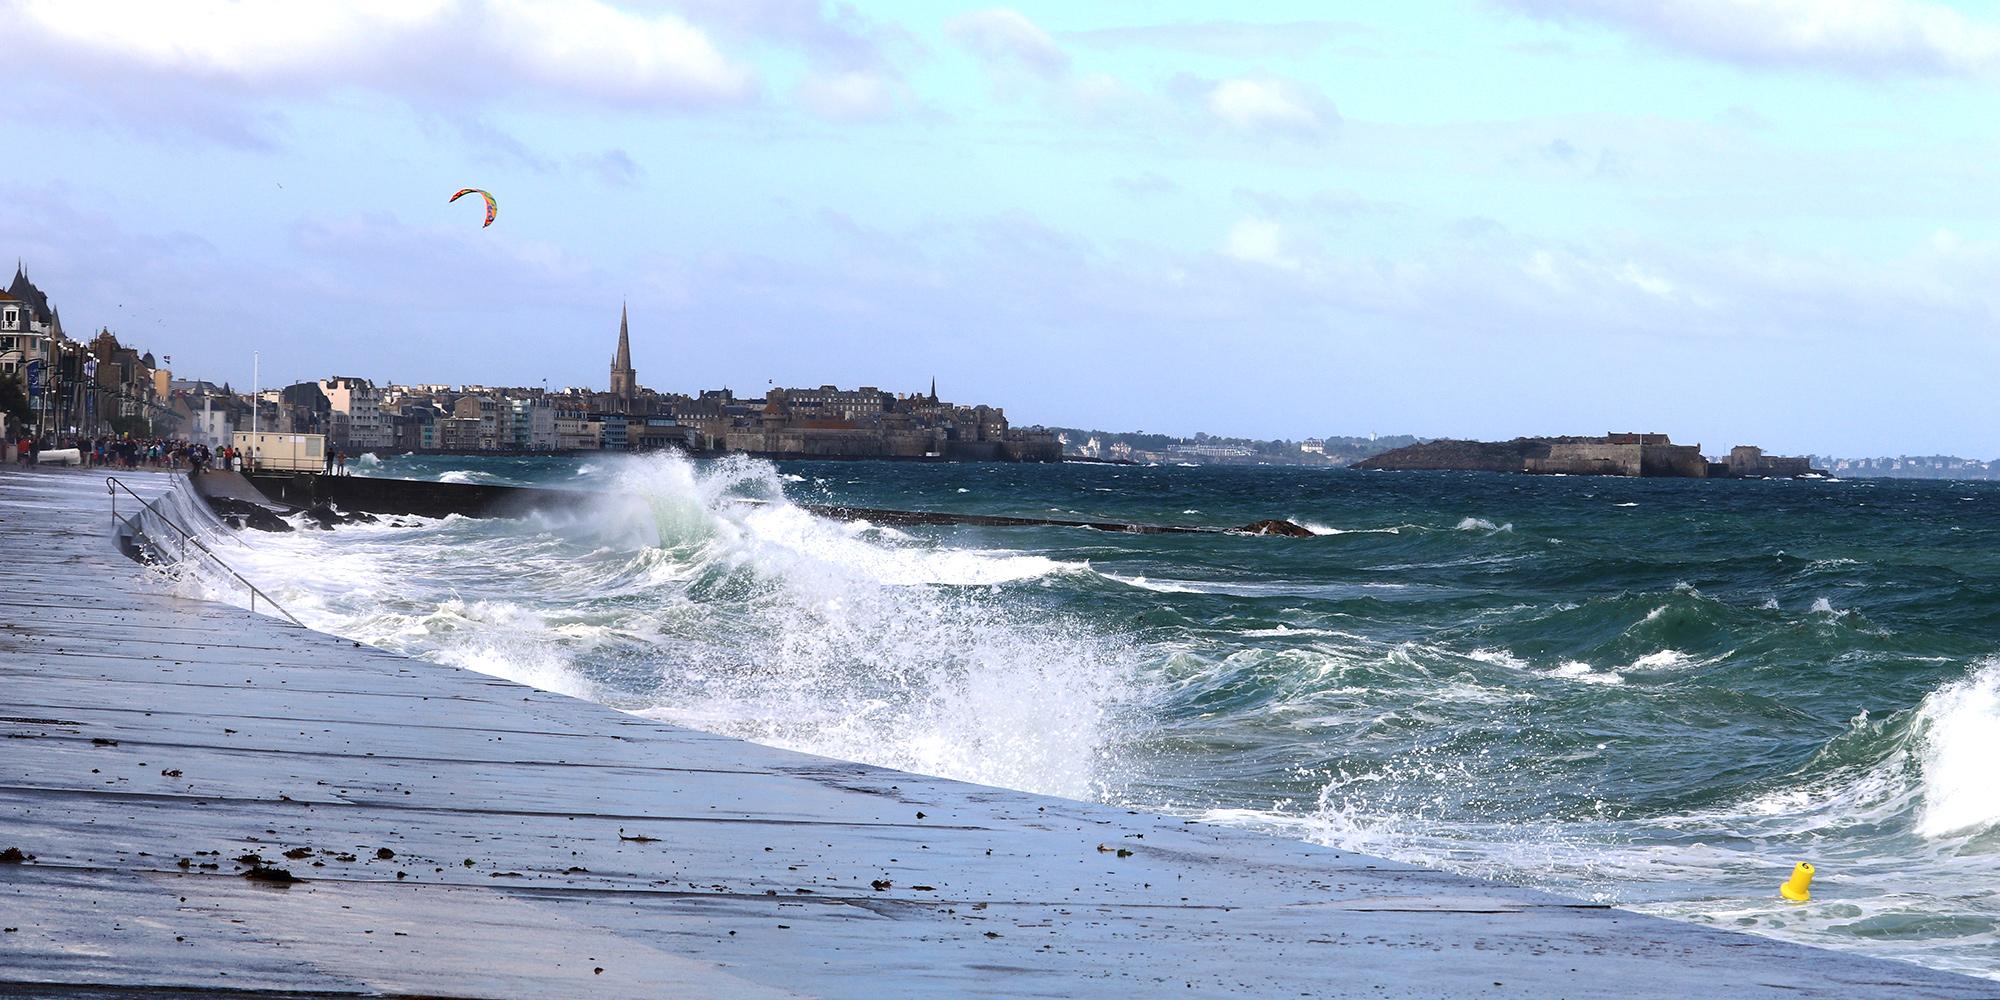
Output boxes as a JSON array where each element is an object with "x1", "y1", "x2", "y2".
[{"x1": 4, "y1": 0, "x2": 1999, "y2": 456}]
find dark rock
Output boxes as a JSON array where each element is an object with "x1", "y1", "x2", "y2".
[
  {"x1": 1352, "y1": 437, "x2": 1560, "y2": 473},
  {"x1": 1233, "y1": 519, "x2": 1314, "y2": 538},
  {"x1": 0, "y1": 847, "x2": 31, "y2": 864},
  {"x1": 203, "y1": 496, "x2": 294, "y2": 532},
  {"x1": 243, "y1": 864, "x2": 298, "y2": 884},
  {"x1": 301, "y1": 504, "x2": 378, "y2": 529}
]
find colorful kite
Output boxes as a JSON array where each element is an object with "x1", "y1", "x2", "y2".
[{"x1": 450, "y1": 188, "x2": 497, "y2": 228}]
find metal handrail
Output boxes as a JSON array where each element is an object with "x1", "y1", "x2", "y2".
[{"x1": 106, "y1": 476, "x2": 306, "y2": 628}]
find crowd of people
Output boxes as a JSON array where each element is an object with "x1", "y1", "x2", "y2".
[
  {"x1": 8, "y1": 431, "x2": 361, "y2": 477},
  {"x1": 9, "y1": 433, "x2": 248, "y2": 475}
]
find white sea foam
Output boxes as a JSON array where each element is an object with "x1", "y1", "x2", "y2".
[
  {"x1": 1289, "y1": 518, "x2": 1407, "y2": 536},
  {"x1": 1914, "y1": 659, "x2": 2000, "y2": 837},
  {"x1": 1455, "y1": 517, "x2": 1513, "y2": 533},
  {"x1": 1466, "y1": 648, "x2": 1531, "y2": 671},
  {"x1": 1549, "y1": 660, "x2": 1624, "y2": 685},
  {"x1": 1101, "y1": 573, "x2": 1202, "y2": 594},
  {"x1": 1626, "y1": 649, "x2": 1695, "y2": 671}
]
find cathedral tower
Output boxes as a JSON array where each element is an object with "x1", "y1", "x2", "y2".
[{"x1": 609, "y1": 302, "x2": 637, "y2": 406}]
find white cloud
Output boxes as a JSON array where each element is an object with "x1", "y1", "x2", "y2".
[
  {"x1": 10, "y1": 0, "x2": 757, "y2": 106},
  {"x1": 946, "y1": 8, "x2": 1071, "y2": 78},
  {"x1": 1224, "y1": 217, "x2": 1303, "y2": 271},
  {"x1": 1499, "y1": 0, "x2": 2000, "y2": 75},
  {"x1": 796, "y1": 69, "x2": 908, "y2": 119},
  {"x1": 1205, "y1": 76, "x2": 1337, "y2": 137},
  {"x1": 1523, "y1": 248, "x2": 1688, "y2": 302}
]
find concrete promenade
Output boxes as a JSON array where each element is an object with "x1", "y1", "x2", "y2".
[{"x1": 0, "y1": 467, "x2": 1991, "y2": 998}]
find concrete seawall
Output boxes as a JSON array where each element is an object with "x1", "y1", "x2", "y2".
[{"x1": 0, "y1": 468, "x2": 1989, "y2": 997}]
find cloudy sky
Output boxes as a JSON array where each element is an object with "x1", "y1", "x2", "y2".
[{"x1": 5, "y1": 0, "x2": 1998, "y2": 455}]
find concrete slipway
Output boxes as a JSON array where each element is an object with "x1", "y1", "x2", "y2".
[{"x1": 0, "y1": 469, "x2": 1989, "y2": 999}]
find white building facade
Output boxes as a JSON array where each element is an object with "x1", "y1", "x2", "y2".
[{"x1": 319, "y1": 376, "x2": 391, "y2": 449}]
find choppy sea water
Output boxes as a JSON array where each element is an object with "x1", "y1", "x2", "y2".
[{"x1": 161, "y1": 453, "x2": 2000, "y2": 978}]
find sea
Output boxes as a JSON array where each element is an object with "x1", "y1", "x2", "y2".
[{"x1": 158, "y1": 452, "x2": 2000, "y2": 979}]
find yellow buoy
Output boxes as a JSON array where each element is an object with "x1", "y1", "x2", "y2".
[{"x1": 1780, "y1": 862, "x2": 1814, "y2": 902}]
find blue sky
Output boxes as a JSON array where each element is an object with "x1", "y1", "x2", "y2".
[{"x1": 5, "y1": 0, "x2": 1999, "y2": 455}]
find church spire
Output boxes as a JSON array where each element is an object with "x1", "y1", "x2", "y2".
[
  {"x1": 609, "y1": 300, "x2": 637, "y2": 405},
  {"x1": 929, "y1": 376, "x2": 937, "y2": 404},
  {"x1": 615, "y1": 301, "x2": 631, "y2": 371}
]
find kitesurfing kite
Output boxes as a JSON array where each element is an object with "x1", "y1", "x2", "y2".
[{"x1": 450, "y1": 188, "x2": 497, "y2": 228}]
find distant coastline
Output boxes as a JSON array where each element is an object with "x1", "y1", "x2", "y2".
[{"x1": 1354, "y1": 433, "x2": 1827, "y2": 479}]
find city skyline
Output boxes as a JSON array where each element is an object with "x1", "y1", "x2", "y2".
[
  {"x1": 5, "y1": 1, "x2": 2000, "y2": 455},
  {"x1": 11, "y1": 261, "x2": 2000, "y2": 472}
]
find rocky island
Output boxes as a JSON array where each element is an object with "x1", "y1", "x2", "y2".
[{"x1": 1353, "y1": 432, "x2": 1826, "y2": 479}]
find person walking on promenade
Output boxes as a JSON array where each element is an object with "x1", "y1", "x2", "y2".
[
  {"x1": 323, "y1": 448, "x2": 334, "y2": 475},
  {"x1": 336, "y1": 451, "x2": 347, "y2": 476}
]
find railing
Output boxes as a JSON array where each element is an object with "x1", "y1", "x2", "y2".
[{"x1": 106, "y1": 476, "x2": 306, "y2": 628}]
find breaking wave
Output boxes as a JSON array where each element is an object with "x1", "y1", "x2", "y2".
[
  {"x1": 161, "y1": 452, "x2": 1150, "y2": 801},
  {"x1": 1913, "y1": 659, "x2": 2000, "y2": 837}
]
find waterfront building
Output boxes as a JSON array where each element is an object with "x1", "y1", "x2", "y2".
[
  {"x1": 554, "y1": 408, "x2": 600, "y2": 450},
  {"x1": 633, "y1": 415, "x2": 687, "y2": 451},
  {"x1": 319, "y1": 376, "x2": 391, "y2": 450},
  {"x1": 274, "y1": 383, "x2": 332, "y2": 436},
  {"x1": 597, "y1": 412, "x2": 629, "y2": 450},
  {"x1": 438, "y1": 415, "x2": 483, "y2": 450},
  {"x1": 0, "y1": 271, "x2": 56, "y2": 381},
  {"x1": 169, "y1": 380, "x2": 244, "y2": 449},
  {"x1": 507, "y1": 397, "x2": 557, "y2": 450},
  {"x1": 450, "y1": 395, "x2": 499, "y2": 448}
]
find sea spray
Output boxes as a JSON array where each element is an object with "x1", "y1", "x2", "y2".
[
  {"x1": 589, "y1": 454, "x2": 1147, "y2": 798},
  {"x1": 168, "y1": 452, "x2": 1154, "y2": 801}
]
